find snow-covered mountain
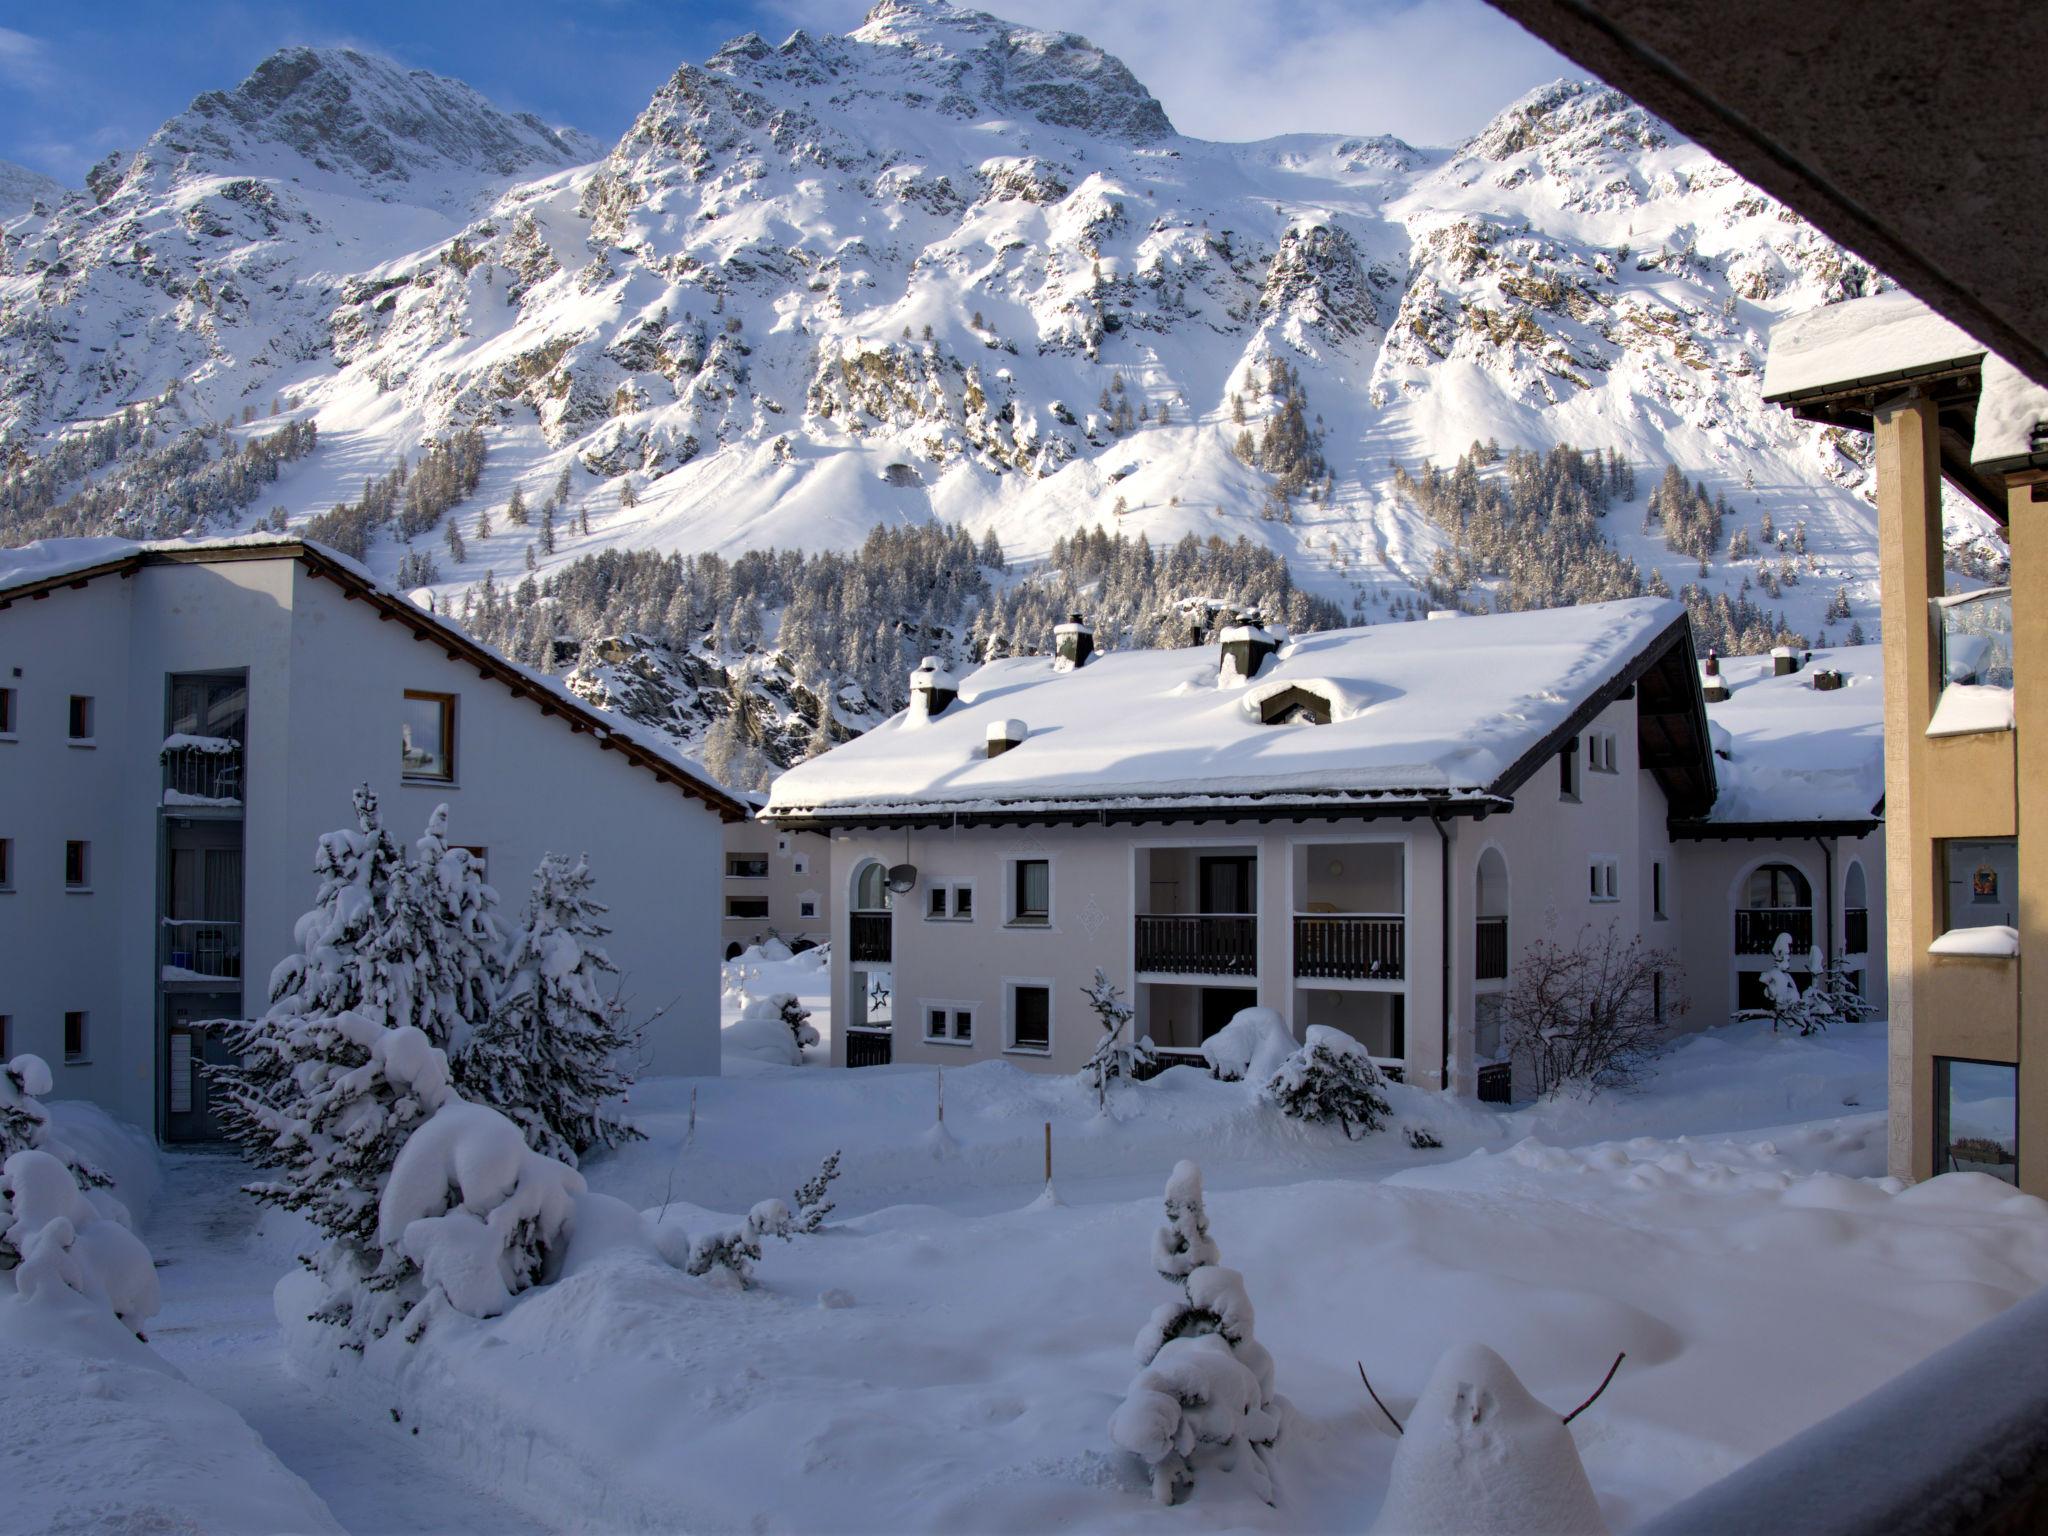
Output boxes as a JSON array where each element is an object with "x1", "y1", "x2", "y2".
[
  {"x1": 0, "y1": 160, "x2": 64, "y2": 220},
  {"x1": 0, "y1": 3, "x2": 2005, "y2": 659}
]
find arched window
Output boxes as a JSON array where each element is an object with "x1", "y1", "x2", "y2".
[
  {"x1": 1844, "y1": 861, "x2": 1868, "y2": 910},
  {"x1": 853, "y1": 860, "x2": 891, "y2": 911},
  {"x1": 1476, "y1": 847, "x2": 1509, "y2": 919},
  {"x1": 1746, "y1": 863, "x2": 1811, "y2": 909}
]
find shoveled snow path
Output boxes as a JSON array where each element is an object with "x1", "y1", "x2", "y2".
[{"x1": 143, "y1": 1151, "x2": 554, "y2": 1536}]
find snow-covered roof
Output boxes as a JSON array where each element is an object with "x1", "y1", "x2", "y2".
[
  {"x1": 1694, "y1": 646, "x2": 1884, "y2": 827},
  {"x1": 1972, "y1": 352, "x2": 2048, "y2": 472},
  {"x1": 767, "y1": 598, "x2": 1691, "y2": 821},
  {"x1": 1762, "y1": 293, "x2": 1984, "y2": 401},
  {"x1": 0, "y1": 535, "x2": 747, "y2": 819}
]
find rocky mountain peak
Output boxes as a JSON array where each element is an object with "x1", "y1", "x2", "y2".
[
  {"x1": 0, "y1": 160, "x2": 66, "y2": 220},
  {"x1": 1462, "y1": 77, "x2": 1666, "y2": 165}
]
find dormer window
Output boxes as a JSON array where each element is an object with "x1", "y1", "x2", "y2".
[{"x1": 1256, "y1": 686, "x2": 1332, "y2": 726}]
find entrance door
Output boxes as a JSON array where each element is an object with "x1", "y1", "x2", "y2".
[
  {"x1": 1199, "y1": 857, "x2": 1256, "y2": 915},
  {"x1": 1199, "y1": 986, "x2": 1260, "y2": 1040},
  {"x1": 164, "y1": 992, "x2": 239, "y2": 1143}
]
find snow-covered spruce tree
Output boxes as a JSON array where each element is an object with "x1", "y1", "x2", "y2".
[
  {"x1": 685, "y1": 1198, "x2": 793, "y2": 1288},
  {"x1": 1110, "y1": 1160, "x2": 1281, "y2": 1505},
  {"x1": 212, "y1": 785, "x2": 405, "y2": 1153},
  {"x1": 377, "y1": 805, "x2": 504, "y2": 1054},
  {"x1": 793, "y1": 1150, "x2": 842, "y2": 1233},
  {"x1": 1749, "y1": 931, "x2": 1810, "y2": 1034},
  {"x1": 0, "y1": 1053, "x2": 108, "y2": 1196},
  {"x1": 455, "y1": 853, "x2": 641, "y2": 1167},
  {"x1": 1082, "y1": 969, "x2": 1153, "y2": 1099},
  {"x1": 1264, "y1": 1026, "x2": 1390, "y2": 1139}
]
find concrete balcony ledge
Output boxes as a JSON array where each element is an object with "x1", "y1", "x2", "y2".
[
  {"x1": 1929, "y1": 925, "x2": 2019, "y2": 959},
  {"x1": 1927, "y1": 683, "x2": 2016, "y2": 738}
]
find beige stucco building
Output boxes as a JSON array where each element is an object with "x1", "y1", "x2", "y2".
[
  {"x1": 721, "y1": 805, "x2": 830, "y2": 958},
  {"x1": 1767, "y1": 295, "x2": 2045, "y2": 1189}
]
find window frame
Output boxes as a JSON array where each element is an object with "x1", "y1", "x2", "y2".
[
  {"x1": 64, "y1": 839, "x2": 91, "y2": 891},
  {"x1": 1939, "y1": 836, "x2": 2018, "y2": 935},
  {"x1": 798, "y1": 897, "x2": 818, "y2": 920},
  {"x1": 1588, "y1": 731, "x2": 1619, "y2": 774},
  {"x1": 400, "y1": 689, "x2": 457, "y2": 783},
  {"x1": 0, "y1": 836, "x2": 11, "y2": 892},
  {"x1": 724, "y1": 895, "x2": 771, "y2": 920},
  {"x1": 726, "y1": 853, "x2": 770, "y2": 879},
  {"x1": 1005, "y1": 979, "x2": 1053, "y2": 1055},
  {"x1": 66, "y1": 694, "x2": 94, "y2": 746},
  {"x1": 1651, "y1": 859, "x2": 1667, "y2": 921},
  {"x1": 1559, "y1": 737, "x2": 1580, "y2": 801},
  {"x1": 925, "y1": 879, "x2": 976, "y2": 922},
  {"x1": 1588, "y1": 856, "x2": 1619, "y2": 904},
  {"x1": 923, "y1": 1001, "x2": 976, "y2": 1047},
  {"x1": 1934, "y1": 1055, "x2": 2019, "y2": 1184},
  {"x1": 1008, "y1": 858, "x2": 1052, "y2": 927},
  {"x1": 63, "y1": 1010, "x2": 88, "y2": 1064},
  {"x1": 0, "y1": 686, "x2": 15, "y2": 739},
  {"x1": 0, "y1": 1015, "x2": 9, "y2": 1058}
]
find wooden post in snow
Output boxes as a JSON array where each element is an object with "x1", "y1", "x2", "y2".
[
  {"x1": 937, "y1": 1067, "x2": 945, "y2": 1126},
  {"x1": 1043, "y1": 1121, "x2": 1052, "y2": 1185}
]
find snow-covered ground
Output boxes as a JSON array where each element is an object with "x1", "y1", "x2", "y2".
[{"x1": 7, "y1": 983, "x2": 2045, "y2": 1535}]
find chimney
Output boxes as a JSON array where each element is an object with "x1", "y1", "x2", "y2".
[
  {"x1": 908, "y1": 655, "x2": 957, "y2": 721},
  {"x1": 985, "y1": 718, "x2": 1027, "y2": 757},
  {"x1": 1054, "y1": 612, "x2": 1094, "y2": 670},
  {"x1": 1701, "y1": 646, "x2": 1729, "y2": 703},
  {"x1": 1772, "y1": 645, "x2": 1800, "y2": 677},
  {"x1": 1812, "y1": 668, "x2": 1846, "y2": 692},
  {"x1": 1219, "y1": 605, "x2": 1278, "y2": 683}
]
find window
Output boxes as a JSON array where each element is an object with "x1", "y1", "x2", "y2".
[
  {"x1": 853, "y1": 861, "x2": 891, "y2": 911},
  {"x1": 727, "y1": 854, "x2": 769, "y2": 878},
  {"x1": 0, "y1": 1016, "x2": 9, "y2": 1057},
  {"x1": 400, "y1": 691, "x2": 455, "y2": 781},
  {"x1": 0, "y1": 686, "x2": 14, "y2": 736},
  {"x1": 64, "y1": 840, "x2": 90, "y2": 890},
  {"x1": 1936, "y1": 1058, "x2": 2018, "y2": 1184},
  {"x1": 1588, "y1": 732, "x2": 1619, "y2": 773},
  {"x1": 927, "y1": 881, "x2": 975, "y2": 921},
  {"x1": 1942, "y1": 838, "x2": 2017, "y2": 932},
  {"x1": 1008, "y1": 984, "x2": 1051, "y2": 1052},
  {"x1": 925, "y1": 1005, "x2": 974, "y2": 1044},
  {"x1": 1588, "y1": 858, "x2": 1618, "y2": 903},
  {"x1": 776, "y1": 836, "x2": 790, "y2": 855},
  {"x1": 1652, "y1": 860, "x2": 1667, "y2": 920},
  {"x1": 725, "y1": 896, "x2": 770, "y2": 920},
  {"x1": 0, "y1": 837, "x2": 11, "y2": 891},
  {"x1": 1011, "y1": 860, "x2": 1050, "y2": 925},
  {"x1": 1559, "y1": 737, "x2": 1579, "y2": 800},
  {"x1": 799, "y1": 898, "x2": 818, "y2": 919},
  {"x1": 67, "y1": 694, "x2": 94, "y2": 743},
  {"x1": 1652, "y1": 971, "x2": 1665, "y2": 1027},
  {"x1": 793, "y1": 854, "x2": 809, "y2": 875},
  {"x1": 1746, "y1": 864, "x2": 1811, "y2": 909},
  {"x1": 63, "y1": 1011, "x2": 87, "y2": 1063}
]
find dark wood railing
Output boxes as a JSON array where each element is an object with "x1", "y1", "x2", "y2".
[
  {"x1": 845, "y1": 1029, "x2": 892, "y2": 1068},
  {"x1": 1477, "y1": 1062, "x2": 1513, "y2": 1104},
  {"x1": 1476, "y1": 917, "x2": 1508, "y2": 980},
  {"x1": 1845, "y1": 907, "x2": 1869, "y2": 955},
  {"x1": 1735, "y1": 907, "x2": 1812, "y2": 955},
  {"x1": 1134, "y1": 914, "x2": 1258, "y2": 976},
  {"x1": 1293, "y1": 914, "x2": 1404, "y2": 980},
  {"x1": 1132, "y1": 1047, "x2": 1209, "y2": 1082},
  {"x1": 849, "y1": 911, "x2": 892, "y2": 964}
]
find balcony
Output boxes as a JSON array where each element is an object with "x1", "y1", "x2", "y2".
[
  {"x1": 1735, "y1": 907, "x2": 1812, "y2": 956},
  {"x1": 1845, "y1": 907, "x2": 1869, "y2": 955},
  {"x1": 1293, "y1": 914, "x2": 1404, "y2": 980},
  {"x1": 162, "y1": 736, "x2": 243, "y2": 806},
  {"x1": 161, "y1": 919, "x2": 242, "y2": 981},
  {"x1": 1135, "y1": 914, "x2": 1258, "y2": 977},
  {"x1": 849, "y1": 911, "x2": 892, "y2": 964},
  {"x1": 1937, "y1": 586, "x2": 2013, "y2": 690},
  {"x1": 1476, "y1": 917, "x2": 1509, "y2": 980}
]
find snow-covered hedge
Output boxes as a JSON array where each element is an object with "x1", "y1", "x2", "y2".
[
  {"x1": 1202, "y1": 1007, "x2": 1295, "y2": 1084},
  {"x1": 2, "y1": 1149, "x2": 160, "y2": 1334}
]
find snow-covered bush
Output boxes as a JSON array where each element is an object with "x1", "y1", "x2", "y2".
[
  {"x1": 377, "y1": 1097, "x2": 585, "y2": 1325},
  {"x1": 2, "y1": 1149, "x2": 159, "y2": 1335},
  {"x1": 737, "y1": 991, "x2": 818, "y2": 1054},
  {"x1": 1110, "y1": 1160, "x2": 1282, "y2": 1506},
  {"x1": 684, "y1": 1198, "x2": 794, "y2": 1288},
  {"x1": 1264, "y1": 1026, "x2": 1389, "y2": 1139},
  {"x1": 0, "y1": 1054, "x2": 109, "y2": 1210},
  {"x1": 457, "y1": 853, "x2": 640, "y2": 1165},
  {"x1": 1371, "y1": 1343, "x2": 1607, "y2": 1536},
  {"x1": 1742, "y1": 934, "x2": 1876, "y2": 1037},
  {"x1": 1502, "y1": 926, "x2": 1683, "y2": 1098},
  {"x1": 1081, "y1": 969, "x2": 1153, "y2": 1095},
  {"x1": 1201, "y1": 1007, "x2": 1295, "y2": 1084},
  {"x1": 723, "y1": 1014, "x2": 805, "y2": 1067},
  {"x1": 793, "y1": 1150, "x2": 842, "y2": 1233}
]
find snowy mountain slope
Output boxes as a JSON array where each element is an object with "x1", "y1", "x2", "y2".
[
  {"x1": 0, "y1": 2, "x2": 2006, "y2": 659},
  {"x1": 0, "y1": 159, "x2": 64, "y2": 220}
]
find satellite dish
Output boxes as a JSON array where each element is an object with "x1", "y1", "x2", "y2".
[{"x1": 886, "y1": 863, "x2": 918, "y2": 894}]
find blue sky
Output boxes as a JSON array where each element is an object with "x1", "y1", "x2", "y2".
[{"x1": 0, "y1": 1, "x2": 1576, "y2": 184}]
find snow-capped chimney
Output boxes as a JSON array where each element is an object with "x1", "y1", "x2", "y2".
[
  {"x1": 1054, "y1": 613, "x2": 1094, "y2": 670},
  {"x1": 1701, "y1": 646, "x2": 1729, "y2": 703},
  {"x1": 1772, "y1": 645, "x2": 1801, "y2": 677},
  {"x1": 908, "y1": 656, "x2": 958, "y2": 721},
  {"x1": 985, "y1": 718, "x2": 1027, "y2": 757},
  {"x1": 1218, "y1": 606, "x2": 1278, "y2": 684},
  {"x1": 1812, "y1": 667, "x2": 1846, "y2": 692}
]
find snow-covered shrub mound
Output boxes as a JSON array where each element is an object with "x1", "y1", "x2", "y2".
[
  {"x1": 1202, "y1": 1008, "x2": 1295, "y2": 1084},
  {"x1": 736, "y1": 991, "x2": 819, "y2": 1052},
  {"x1": 723, "y1": 1014, "x2": 805, "y2": 1067},
  {"x1": 1111, "y1": 1160, "x2": 1283, "y2": 1506},
  {"x1": 378, "y1": 1097, "x2": 586, "y2": 1321},
  {"x1": 0, "y1": 1053, "x2": 109, "y2": 1195},
  {"x1": 1265, "y1": 1025, "x2": 1390, "y2": 1138},
  {"x1": 1371, "y1": 1342, "x2": 1607, "y2": 1536},
  {"x1": 684, "y1": 1197, "x2": 794, "y2": 1288},
  {"x1": 2, "y1": 1149, "x2": 160, "y2": 1334}
]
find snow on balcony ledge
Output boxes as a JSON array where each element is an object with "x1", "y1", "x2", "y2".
[
  {"x1": 1928, "y1": 925, "x2": 2018, "y2": 959},
  {"x1": 1926, "y1": 684, "x2": 2015, "y2": 738}
]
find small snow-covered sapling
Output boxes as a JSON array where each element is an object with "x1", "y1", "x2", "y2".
[
  {"x1": 1081, "y1": 969, "x2": 1153, "y2": 1102},
  {"x1": 686, "y1": 1198, "x2": 796, "y2": 1287},
  {"x1": 792, "y1": 1149, "x2": 842, "y2": 1233}
]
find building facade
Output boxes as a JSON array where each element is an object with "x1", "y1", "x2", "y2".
[
  {"x1": 0, "y1": 539, "x2": 745, "y2": 1142},
  {"x1": 720, "y1": 807, "x2": 830, "y2": 959},
  {"x1": 769, "y1": 602, "x2": 1884, "y2": 1095}
]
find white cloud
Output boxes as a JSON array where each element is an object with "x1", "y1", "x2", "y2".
[
  {"x1": 0, "y1": 26, "x2": 55, "y2": 93},
  {"x1": 759, "y1": 0, "x2": 1582, "y2": 147}
]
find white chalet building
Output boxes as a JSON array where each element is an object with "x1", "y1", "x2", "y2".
[
  {"x1": 766, "y1": 600, "x2": 1885, "y2": 1097},
  {"x1": 0, "y1": 537, "x2": 746, "y2": 1142}
]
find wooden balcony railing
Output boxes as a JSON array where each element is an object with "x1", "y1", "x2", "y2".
[
  {"x1": 1476, "y1": 916, "x2": 1509, "y2": 980},
  {"x1": 162, "y1": 740, "x2": 243, "y2": 804},
  {"x1": 1845, "y1": 907, "x2": 1869, "y2": 955},
  {"x1": 161, "y1": 919, "x2": 242, "y2": 980},
  {"x1": 1735, "y1": 907, "x2": 1813, "y2": 956},
  {"x1": 849, "y1": 911, "x2": 892, "y2": 964},
  {"x1": 1293, "y1": 914, "x2": 1404, "y2": 980},
  {"x1": 1134, "y1": 914, "x2": 1258, "y2": 977}
]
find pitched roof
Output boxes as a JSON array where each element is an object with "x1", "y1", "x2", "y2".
[
  {"x1": 767, "y1": 597, "x2": 1713, "y2": 827},
  {"x1": 1762, "y1": 292, "x2": 1985, "y2": 403},
  {"x1": 0, "y1": 536, "x2": 747, "y2": 821}
]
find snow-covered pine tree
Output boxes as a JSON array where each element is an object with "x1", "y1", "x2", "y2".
[
  {"x1": 378, "y1": 805, "x2": 503, "y2": 1055},
  {"x1": 793, "y1": 1150, "x2": 842, "y2": 1233},
  {"x1": 1081, "y1": 969, "x2": 1153, "y2": 1098},
  {"x1": 213, "y1": 786, "x2": 405, "y2": 1150},
  {"x1": 1110, "y1": 1160, "x2": 1281, "y2": 1505},
  {"x1": 456, "y1": 853, "x2": 640, "y2": 1167},
  {"x1": 1264, "y1": 1026, "x2": 1390, "y2": 1138},
  {"x1": 0, "y1": 1053, "x2": 111, "y2": 1259}
]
